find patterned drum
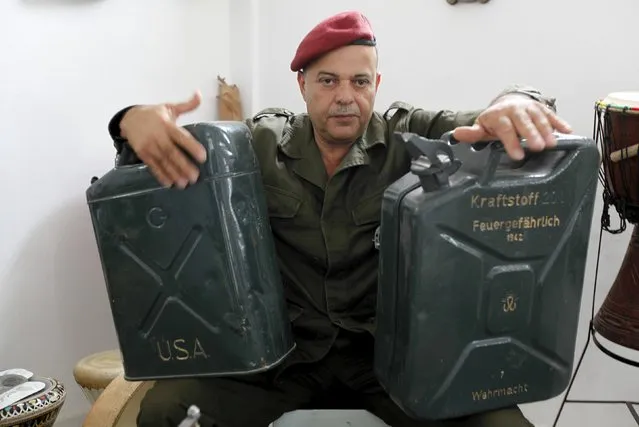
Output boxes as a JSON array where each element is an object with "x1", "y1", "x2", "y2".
[
  {"x1": 0, "y1": 377, "x2": 65, "y2": 427},
  {"x1": 73, "y1": 350, "x2": 124, "y2": 404}
]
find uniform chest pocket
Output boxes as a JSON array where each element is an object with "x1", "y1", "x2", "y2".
[
  {"x1": 264, "y1": 185, "x2": 303, "y2": 219},
  {"x1": 352, "y1": 188, "x2": 386, "y2": 226}
]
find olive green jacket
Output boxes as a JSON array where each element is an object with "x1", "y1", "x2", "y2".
[{"x1": 108, "y1": 84, "x2": 556, "y2": 369}]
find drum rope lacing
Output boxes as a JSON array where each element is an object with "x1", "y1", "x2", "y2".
[{"x1": 594, "y1": 103, "x2": 638, "y2": 234}]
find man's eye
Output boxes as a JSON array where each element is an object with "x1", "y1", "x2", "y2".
[
  {"x1": 320, "y1": 78, "x2": 335, "y2": 85},
  {"x1": 355, "y1": 79, "x2": 370, "y2": 87}
]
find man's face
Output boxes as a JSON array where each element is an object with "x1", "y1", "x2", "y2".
[{"x1": 297, "y1": 45, "x2": 381, "y2": 146}]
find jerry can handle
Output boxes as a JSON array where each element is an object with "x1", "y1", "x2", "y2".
[
  {"x1": 440, "y1": 130, "x2": 584, "y2": 185},
  {"x1": 395, "y1": 132, "x2": 462, "y2": 192}
]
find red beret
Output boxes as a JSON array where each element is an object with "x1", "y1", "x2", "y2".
[{"x1": 290, "y1": 11, "x2": 376, "y2": 72}]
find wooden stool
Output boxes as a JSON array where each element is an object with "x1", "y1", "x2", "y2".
[
  {"x1": 0, "y1": 376, "x2": 66, "y2": 427},
  {"x1": 73, "y1": 350, "x2": 124, "y2": 404},
  {"x1": 83, "y1": 374, "x2": 154, "y2": 427}
]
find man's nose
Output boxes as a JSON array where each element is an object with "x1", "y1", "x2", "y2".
[{"x1": 335, "y1": 81, "x2": 355, "y2": 104}]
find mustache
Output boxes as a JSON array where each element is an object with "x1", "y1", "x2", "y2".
[{"x1": 328, "y1": 106, "x2": 360, "y2": 117}]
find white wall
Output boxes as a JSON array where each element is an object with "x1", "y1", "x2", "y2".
[
  {"x1": 0, "y1": 0, "x2": 229, "y2": 425},
  {"x1": 3, "y1": 0, "x2": 639, "y2": 426}
]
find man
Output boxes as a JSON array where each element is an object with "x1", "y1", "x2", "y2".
[{"x1": 107, "y1": 10, "x2": 571, "y2": 427}]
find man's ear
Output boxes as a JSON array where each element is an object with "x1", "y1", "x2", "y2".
[
  {"x1": 375, "y1": 72, "x2": 382, "y2": 92},
  {"x1": 297, "y1": 71, "x2": 307, "y2": 101}
]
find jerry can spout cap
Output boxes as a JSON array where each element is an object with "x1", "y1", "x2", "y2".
[{"x1": 395, "y1": 132, "x2": 462, "y2": 192}]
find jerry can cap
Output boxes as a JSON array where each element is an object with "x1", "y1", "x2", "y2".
[{"x1": 395, "y1": 132, "x2": 462, "y2": 192}]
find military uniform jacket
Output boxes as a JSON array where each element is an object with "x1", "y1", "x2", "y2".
[{"x1": 108, "y1": 85, "x2": 557, "y2": 370}]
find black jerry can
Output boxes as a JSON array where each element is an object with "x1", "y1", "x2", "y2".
[
  {"x1": 86, "y1": 121, "x2": 295, "y2": 381},
  {"x1": 374, "y1": 131, "x2": 599, "y2": 420}
]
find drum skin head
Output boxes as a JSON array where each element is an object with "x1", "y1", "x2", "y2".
[
  {"x1": 74, "y1": 350, "x2": 124, "y2": 391},
  {"x1": 598, "y1": 91, "x2": 639, "y2": 112}
]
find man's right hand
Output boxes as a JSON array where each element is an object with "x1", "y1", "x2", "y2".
[{"x1": 120, "y1": 91, "x2": 208, "y2": 189}]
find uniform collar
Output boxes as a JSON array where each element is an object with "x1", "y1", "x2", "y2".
[{"x1": 278, "y1": 113, "x2": 386, "y2": 163}]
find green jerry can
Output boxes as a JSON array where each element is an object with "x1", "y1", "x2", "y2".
[
  {"x1": 374, "y1": 131, "x2": 600, "y2": 420},
  {"x1": 86, "y1": 121, "x2": 295, "y2": 381}
]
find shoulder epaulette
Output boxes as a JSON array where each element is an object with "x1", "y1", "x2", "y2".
[{"x1": 252, "y1": 107, "x2": 295, "y2": 122}]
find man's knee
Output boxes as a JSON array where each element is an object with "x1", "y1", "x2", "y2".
[
  {"x1": 469, "y1": 406, "x2": 534, "y2": 427},
  {"x1": 134, "y1": 374, "x2": 304, "y2": 427}
]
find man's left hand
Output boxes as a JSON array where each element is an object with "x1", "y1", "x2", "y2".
[{"x1": 452, "y1": 95, "x2": 573, "y2": 160}]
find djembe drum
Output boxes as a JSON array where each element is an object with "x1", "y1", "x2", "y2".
[
  {"x1": 592, "y1": 91, "x2": 639, "y2": 362},
  {"x1": 73, "y1": 349, "x2": 124, "y2": 404},
  {"x1": 0, "y1": 377, "x2": 66, "y2": 427}
]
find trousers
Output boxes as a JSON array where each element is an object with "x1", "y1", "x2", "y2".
[{"x1": 137, "y1": 330, "x2": 534, "y2": 427}]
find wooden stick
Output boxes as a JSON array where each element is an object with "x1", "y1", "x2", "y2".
[{"x1": 610, "y1": 143, "x2": 639, "y2": 163}]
